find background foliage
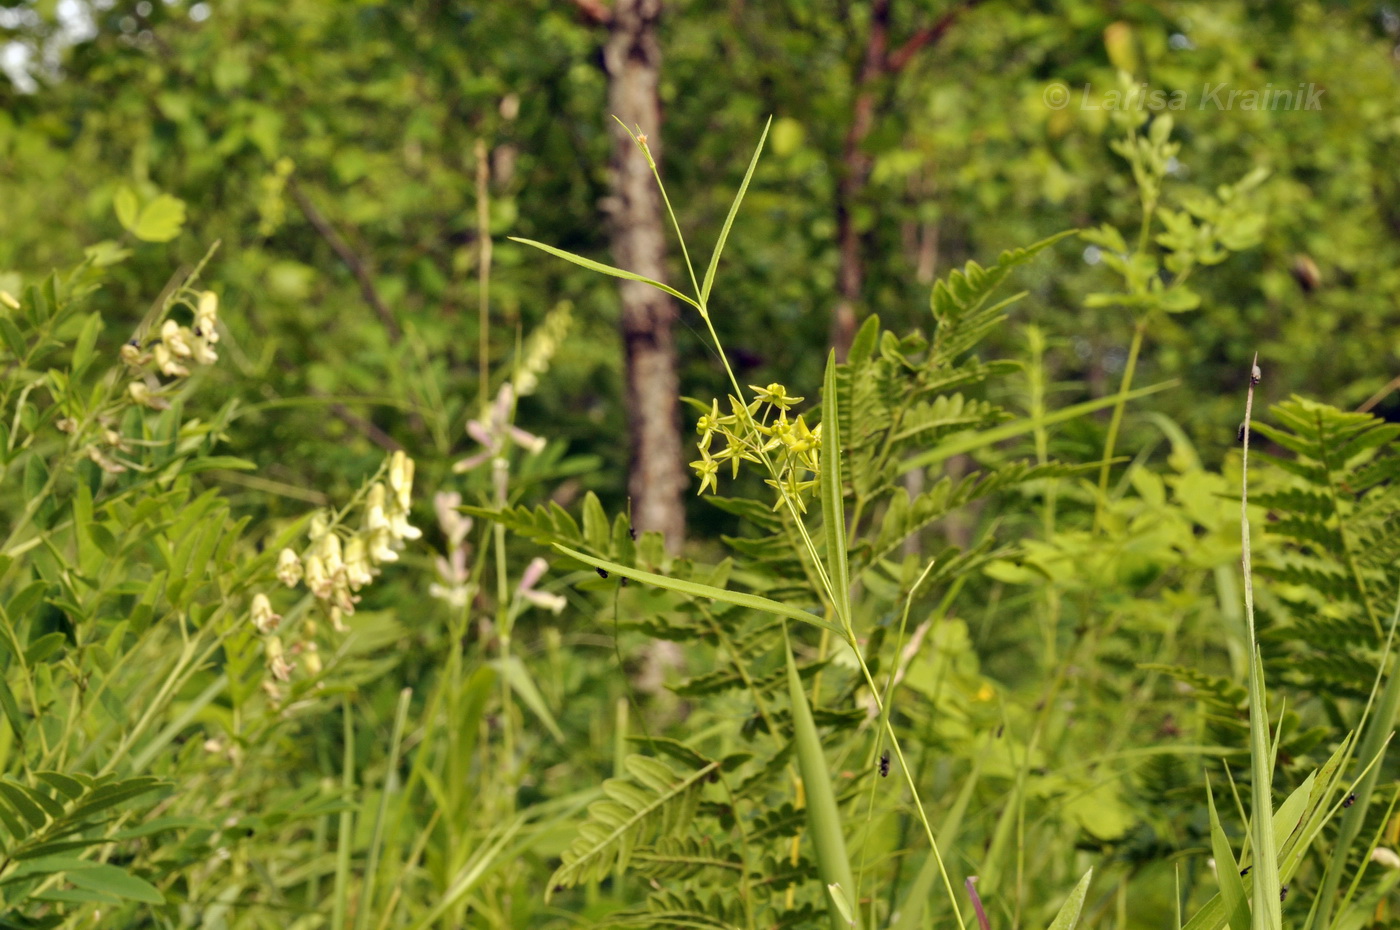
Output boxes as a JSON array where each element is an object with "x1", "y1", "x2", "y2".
[{"x1": 0, "y1": 1, "x2": 1397, "y2": 927}]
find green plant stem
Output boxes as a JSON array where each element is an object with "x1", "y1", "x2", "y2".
[
  {"x1": 1094, "y1": 315, "x2": 1149, "y2": 532},
  {"x1": 356, "y1": 687, "x2": 413, "y2": 930},
  {"x1": 476, "y1": 138, "x2": 492, "y2": 410},
  {"x1": 333, "y1": 695, "x2": 356, "y2": 930},
  {"x1": 1240, "y1": 354, "x2": 1283, "y2": 930}
]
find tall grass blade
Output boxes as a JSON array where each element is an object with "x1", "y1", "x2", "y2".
[
  {"x1": 1311, "y1": 589, "x2": 1400, "y2": 929},
  {"x1": 1206, "y1": 779, "x2": 1250, "y2": 930},
  {"x1": 819, "y1": 350, "x2": 851, "y2": 629},
  {"x1": 786, "y1": 630, "x2": 859, "y2": 930},
  {"x1": 332, "y1": 696, "x2": 356, "y2": 930},
  {"x1": 354, "y1": 687, "x2": 412, "y2": 930},
  {"x1": 1239, "y1": 361, "x2": 1282, "y2": 930},
  {"x1": 1045, "y1": 869, "x2": 1093, "y2": 930}
]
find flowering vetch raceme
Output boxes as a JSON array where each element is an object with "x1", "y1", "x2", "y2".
[
  {"x1": 250, "y1": 451, "x2": 421, "y2": 695},
  {"x1": 123, "y1": 289, "x2": 222, "y2": 411},
  {"x1": 428, "y1": 490, "x2": 474, "y2": 608},
  {"x1": 454, "y1": 383, "x2": 546, "y2": 473}
]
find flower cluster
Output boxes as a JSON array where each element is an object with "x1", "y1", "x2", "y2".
[
  {"x1": 453, "y1": 383, "x2": 546, "y2": 474},
  {"x1": 123, "y1": 290, "x2": 222, "y2": 411},
  {"x1": 512, "y1": 301, "x2": 572, "y2": 397},
  {"x1": 56, "y1": 413, "x2": 133, "y2": 474},
  {"x1": 689, "y1": 382, "x2": 822, "y2": 511},
  {"x1": 249, "y1": 451, "x2": 421, "y2": 696},
  {"x1": 428, "y1": 490, "x2": 473, "y2": 607}
]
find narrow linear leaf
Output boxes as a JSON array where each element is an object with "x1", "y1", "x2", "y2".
[
  {"x1": 1206, "y1": 780, "x2": 1249, "y2": 930},
  {"x1": 820, "y1": 351, "x2": 851, "y2": 629},
  {"x1": 509, "y1": 238, "x2": 701, "y2": 310},
  {"x1": 787, "y1": 635, "x2": 859, "y2": 930},
  {"x1": 1045, "y1": 869, "x2": 1093, "y2": 930},
  {"x1": 552, "y1": 545, "x2": 842, "y2": 635},
  {"x1": 495, "y1": 656, "x2": 565, "y2": 745},
  {"x1": 66, "y1": 863, "x2": 164, "y2": 904},
  {"x1": 700, "y1": 117, "x2": 771, "y2": 306}
]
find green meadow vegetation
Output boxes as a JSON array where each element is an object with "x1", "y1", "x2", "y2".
[{"x1": 1, "y1": 2, "x2": 1399, "y2": 928}]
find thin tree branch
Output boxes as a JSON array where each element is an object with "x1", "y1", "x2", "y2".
[
  {"x1": 288, "y1": 177, "x2": 403, "y2": 342},
  {"x1": 885, "y1": 0, "x2": 984, "y2": 73},
  {"x1": 1357, "y1": 373, "x2": 1400, "y2": 414},
  {"x1": 327, "y1": 400, "x2": 403, "y2": 452},
  {"x1": 567, "y1": 0, "x2": 612, "y2": 25}
]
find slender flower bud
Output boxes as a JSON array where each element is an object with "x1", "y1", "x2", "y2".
[
  {"x1": 265, "y1": 636, "x2": 293, "y2": 681},
  {"x1": 301, "y1": 642, "x2": 322, "y2": 676},
  {"x1": 389, "y1": 451, "x2": 415, "y2": 512},
  {"x1": 195, "y1": 291, "x2": 220, "y2": 342}
]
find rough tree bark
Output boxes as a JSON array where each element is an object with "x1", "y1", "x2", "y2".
[
  {"x1": 831, "y1": 0, "x2": 983, "y2": 361},
  {"x1": 594, "y1": 0, "x2": 687, "y2": 550}
]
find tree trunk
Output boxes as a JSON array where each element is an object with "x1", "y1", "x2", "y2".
[
  {"x1": 831, "y1": 0, "x2": 889, "y2": 362},
  {"x1": 830, "y1": 0, "x2": 981, "y2": 360},
  {"x1": 604, "y1": 0, "x2": 687, "y2": 551}
]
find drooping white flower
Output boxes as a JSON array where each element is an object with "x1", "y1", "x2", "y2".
[
  {"x1": 304, "y1": 554, "x2": 333, "y2": 599},
  {"x1": 153, "y1": 343, "x2": 189, "y2": 378},
  {"x1": 250, "y1": 592, "x2": 281, "y2": 634},
  {"x1": 453, "y1": 384, "x2": 546, "y2": 473},
  {"x1": 516, "y1": 557, "x2": 566, "y2": 614},
  {"x1": 434, "y1": 491, "x2": 472, "y2": 547},
  {"x1": 276, "y1": 548, "x2": 303, "y2": 587},
  {"x1": 344, "y1": 535, "x2": 374, "y2": 589},
  {"x1": 1373, "y1": 847, "x2": 1400, "y2": 870},
  {"x1": 161, "y1": 320, "x2": 194, "y2": 358}
]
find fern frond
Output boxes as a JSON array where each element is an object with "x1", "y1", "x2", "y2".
[
  {"x1": 630, "y1": 837, "x2": 744, "y2": 881},
  {"x1": 865, "y1": 461, "x2": 1085, "y2": 566},
  {"x1": 546, "y1": 755, "x2": 718, "y2": 897},
  {"x1": 603, "y1": 889, "x2": 745, "y2": 928},
  {"x1": 928, "y1": 230, "x2": 1075, "y2": 365}
]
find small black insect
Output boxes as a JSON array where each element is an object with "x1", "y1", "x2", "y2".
[
  {"x1": 595, "y1": 567, "x2": 609, "y2": 579},
  {"x1": 1343, "y1": 792, "x2": 1357, "y2": 808},
  {"x1": 1280, "y1": 884, "x2": 1288, "y2": 902},
  {"x1": 1236, "y1": 422, "x2": 1247, "y2": 443},
  {"x1": 1239, "y1": 866, "x2": 1251, "y2": 876},
  {"x1": 629, "y1": 526, "x2": 637, "y2": 541},
  {"x1": 878, "y1": 749, "x2": 891, "y2": 778},
  {"x1": 620, "y1": 577, "x2": 629, "y2": 587},
  {"x1": 127, "y1": 337, "x2": 140, "y2": 347},
  {"x1": 193, "y1": 326, "x2": 203, "y2": 337}
]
